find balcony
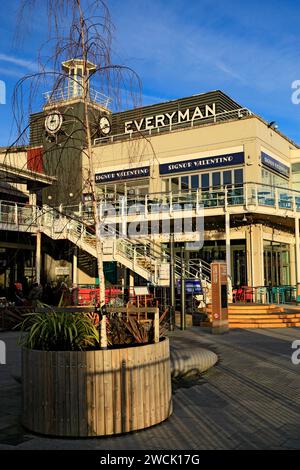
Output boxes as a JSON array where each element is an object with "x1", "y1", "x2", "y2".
[
  {"x1": 43, "y1": 86, "x2": 111, "y2": 108},
  {"x1": 53, "y1": 182, "x2": 300, "y2": 225}
]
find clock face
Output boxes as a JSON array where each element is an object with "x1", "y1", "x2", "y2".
[
  {"x1": 99, "y1": 116, "x2": 111, "y2": 135},
  {"x1": 45, "y1": 111, "x2": 63, "y2": 134}
]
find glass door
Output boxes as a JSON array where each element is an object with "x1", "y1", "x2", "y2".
[
  {"x1": 232, "y1": 247, "x2": 247, "y2": 287},
  {"x1": 263, "y1": 242, "x2": 290, "y2": 286}
]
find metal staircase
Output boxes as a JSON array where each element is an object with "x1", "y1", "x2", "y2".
[{"x1": 38, "y1": 205, "x2": 211, "y2": 288}]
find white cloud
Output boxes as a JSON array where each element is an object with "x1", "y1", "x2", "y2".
[{"x1": 0, "y1": 53, "x2": 37, "y2": 72}]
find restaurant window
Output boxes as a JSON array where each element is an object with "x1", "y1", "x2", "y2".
[
  {"x1": 212, "y1": 172, "x2": 221, "y2": 189},
  {"x1": 223, "y1": 170, "x2": 232, "y2": 187},
  {"x1": 261, "y1": 168, "x2": 287, "y2": 188},
  {"x1": 181, "y1": 176, "x2": 189, "y2": 191},
  {"x1": 234, "y1": 168, "x2": 243, "y2": 186},
  {"x1": 171, "y1": 177, "x2": 179, "y2": 192},
  {"x1": 191, "y1": 174, "x2": 199, "y2": 189},
  {"x1": 201, "y1": 173, "x2": 209, "y2": 190}
]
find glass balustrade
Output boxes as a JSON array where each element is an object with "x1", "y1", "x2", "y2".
[{"x1": 92, "y1": 183, "x2": 300, "y2": 218}]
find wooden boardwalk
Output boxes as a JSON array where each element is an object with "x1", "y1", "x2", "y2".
[{"x1": 1, "y1": 327, "x2": 300, "y2": 449}]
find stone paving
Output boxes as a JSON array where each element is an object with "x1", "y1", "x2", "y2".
[{"x1": 0, "y1": 327, "x2": 300, "y2": 450}]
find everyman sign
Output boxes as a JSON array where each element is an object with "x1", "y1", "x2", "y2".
[{"x1": 124, "y1": 103, "x2": 216, "y2": 133}]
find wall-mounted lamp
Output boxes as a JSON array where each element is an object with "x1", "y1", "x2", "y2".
[{"x1": 267, "y1": 121, "x2": 278, "y2": 130}]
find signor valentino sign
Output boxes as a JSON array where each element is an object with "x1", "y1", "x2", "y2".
[
  {"x1": 124, "y1": 103, "x2": 217, "y2": 134},
  {"x1": 95, "y1": 166, "x2": 150, "y2": 183},
  {"x1": 261, "y1": 152, "x2": 289, "y2": 178},
  {"x1": 159, "y1": 152, "x2": 244, "y2": 175}
]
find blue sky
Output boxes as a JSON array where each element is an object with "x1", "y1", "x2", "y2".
[{"x1": 1, "y1": 0, "x2": 300, "y2": 145}]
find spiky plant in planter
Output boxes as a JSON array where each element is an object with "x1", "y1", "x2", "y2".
[{"x1": 19, "y1": 311, "x2": 99, "y2": 351}]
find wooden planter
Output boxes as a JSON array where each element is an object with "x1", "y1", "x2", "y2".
[{"x1": 22, "y1": 338, "x2": 172, "y2": 437}]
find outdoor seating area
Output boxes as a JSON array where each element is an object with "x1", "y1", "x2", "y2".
[{"x1": 233, "y1": 285, "x2": 297, "y2": 304}]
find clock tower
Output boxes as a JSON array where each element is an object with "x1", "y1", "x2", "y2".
[{"x1": 29, "y1": 58, "x2": 112, "y2": 206}]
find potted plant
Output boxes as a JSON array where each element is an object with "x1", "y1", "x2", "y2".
[{"x1": 20, "y1": 309, "x2": 172, "y2": 437}]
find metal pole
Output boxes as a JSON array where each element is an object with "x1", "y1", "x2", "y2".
[
  {"x1": 180, "y1": 246, "x2": 186, "y2": 330},
  {"x1": 170, "y1": 233, "x2": 175, "y2": 330},
  {"x1": 35, "y1": 231, "x2": 41, "y2": 285}
]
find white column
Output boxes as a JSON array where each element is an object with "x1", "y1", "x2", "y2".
[
  {"x1": 225, "y1": 211, "x2": 232, "y2": 302},
  {"x1": 73, "y1": 247, "x2": 78, "y2": 285},
  {"x1": 225, "y1": 211, "x2": 231, "y2": 278},
  {"x1": 35, "y1": 231, "x2": 41, "y2": 285}
]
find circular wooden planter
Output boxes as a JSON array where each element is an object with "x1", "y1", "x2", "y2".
[{"x1": 22, "y1": 338, "x2": 172, "y2": 437}]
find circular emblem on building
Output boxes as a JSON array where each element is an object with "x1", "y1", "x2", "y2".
[
  {"x1": 99, "y1": 116, "x2": 111, "y2": 135},
  {"x1": 45, "y1": 111, "x2": 63, "y2": 134}
]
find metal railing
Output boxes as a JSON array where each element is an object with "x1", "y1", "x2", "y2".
[
  {"x1": 94, "y1": 107, "x2": 252, "y2": 145},
  {"x1": 91, "y1": 182, "x2": 300, "y2": 219},
  {"x1": 0, "y1": 201, "x2": 36, "y2": 227},
  {"x1": 43, "y1": 86, "x2": 111, "y2": 108},
  {"x1": 1, "y1": 182, "x2": 300, "y2": 232}
]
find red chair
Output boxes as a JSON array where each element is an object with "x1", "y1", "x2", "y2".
[{"x1": 240, "y1": 286, "x2": 254, "y2": 303}]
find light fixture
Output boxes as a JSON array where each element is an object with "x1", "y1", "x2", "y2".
[
  {"x1": 268, "y1": 120, "x2": 278, "y2": 129},
  {"x1": 48, "y1": 195, "x2": 52, "y2": 200},
  {"x1": 242, "y1": 214, "x2": 247, "y2": 222},
  {"x1": 69, "y1": 192, "x2": 73, "y2": 197}
]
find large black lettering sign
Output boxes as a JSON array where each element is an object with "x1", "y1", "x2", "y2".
[{"x1": 159, "y1": 152, "x2": 244, "y2": 175}]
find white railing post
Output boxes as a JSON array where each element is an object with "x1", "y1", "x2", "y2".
[
  {"x1": 224, "y1": 186, "x2": 228, "y2": 210},
  {"x1": 133, "y1": 248, "x2": 137, "y2": 269},
  {"x1": 120, "y1": 196, "x2": 126, "y2": 237},
  {"x1": 154, "y1": 259, "x2": 158, "y2": 284},
  {"x1": 275, "y1": 187, "x2": 279, "y2": 210},
  {"x1": 254, "y1": 184, "x2": 258, "y2": 206},
  {"x1": 196, "y1": 189, "x2": 200, "y2": 214},
  {"x1": 99, "y1": 201, "x2": 103, "y2": 220},
  {"x1": 145, "y1": 194, "x2": 148, "y2": 217},
  {"x1": 14, "y1": 203, "x2": 18, "y2": 225}
]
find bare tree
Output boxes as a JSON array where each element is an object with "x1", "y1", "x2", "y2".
[{"x1": 10, "y1": 0, "x2": 143, "y2": 312}]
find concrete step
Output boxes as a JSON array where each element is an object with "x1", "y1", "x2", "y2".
[
  {"x1": 206, "y1": 313, "x2": 300, "y2": 320},
  {"x1": 205, "y1": 303, "x2": 279, "y2": 310},
  {"x1": 228, "y1": 314, "x2": 300, "y2": 320},
  {"x1": 204, "y1": 307, "x2": 285, "y2": 315},
  {"x1": 201, "y1": 321, "x2": 300, "y2": 328},
  {"x1": 229, "y1": 318, "x2": 300, "y2": 324},
  {"x1": 229, "y1": 322, "x2": 300, "y2": 328}
]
